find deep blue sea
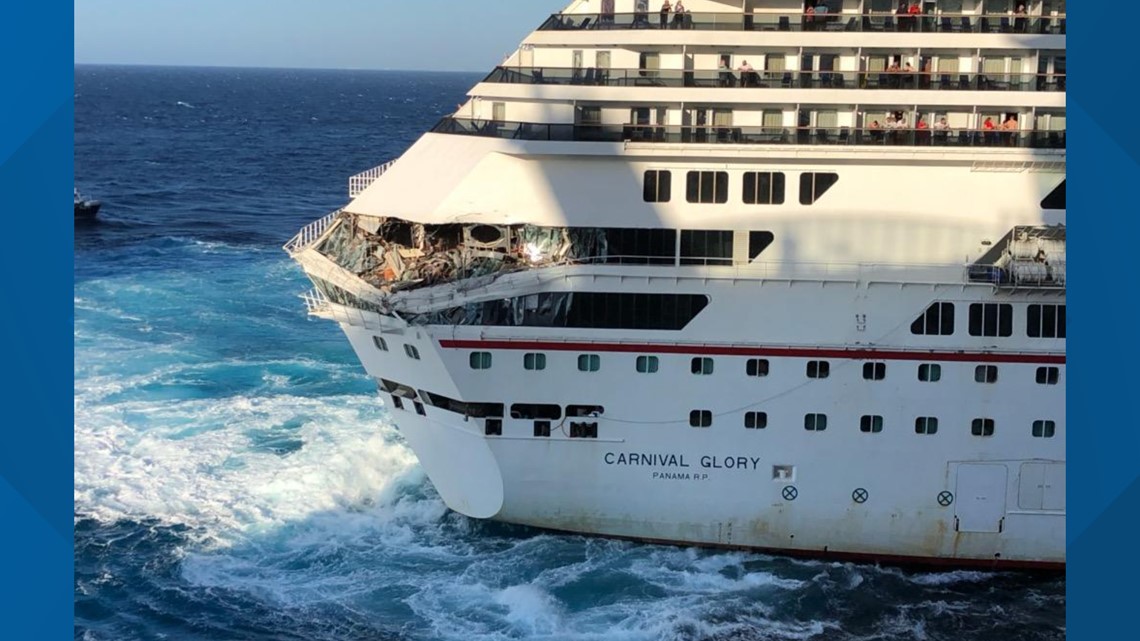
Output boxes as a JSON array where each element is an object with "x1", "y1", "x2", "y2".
[{"x1": 74, "y1": 65, "x2": 1065, "y2": 641}]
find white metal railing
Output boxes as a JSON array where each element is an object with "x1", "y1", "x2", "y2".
[
  {"x1": 348, "y1": 160, "x2": 396, "y2": 198},
  {"x1": 300, "y1": 288, "x2": 331, "y2": 315},
  {"x1": 283, "y1": 211, "x2": 340, "y2": 255}
]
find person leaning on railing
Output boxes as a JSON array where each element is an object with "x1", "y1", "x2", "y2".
[{"x1": 659, "y1": 0, "x2": 671, "y2": 29}]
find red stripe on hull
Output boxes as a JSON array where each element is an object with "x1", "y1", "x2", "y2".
[{"x1": 439, "y1": 340, "x2": 1066, "y2": 365}]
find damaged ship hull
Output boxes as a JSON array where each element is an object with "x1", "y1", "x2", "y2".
[{"x1": 284, "y1": 0, "x2": 1066, "y2": 568}]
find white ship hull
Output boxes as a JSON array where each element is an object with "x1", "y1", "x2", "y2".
[{"x1": 312, "y1": 265, "x2": 1064, "y2": 569}]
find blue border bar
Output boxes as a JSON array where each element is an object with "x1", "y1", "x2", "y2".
[
  {"x1": 1068, "y1": 4, "x2": 1138, "y2": 639},
  {"x1": 0, "y1": 1, "x2": 1131, "y2": 637},
  {"x1": 0, "y1": 0, "x2": 73, "y2": 636}
]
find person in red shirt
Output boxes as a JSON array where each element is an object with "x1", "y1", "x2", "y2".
[
  {"x1": 908, "y1": 1, "x2": 922, "y2": 32},
  {"x1": 983, "y1": 117, "x2": 996, "y2": 130}
]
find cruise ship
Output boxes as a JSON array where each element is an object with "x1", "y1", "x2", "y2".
[{"x1": 286, "y1": 0, "x2": 1066, "y2": 569}]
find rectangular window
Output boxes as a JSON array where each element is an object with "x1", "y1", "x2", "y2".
[
  {"x1": 807, "y1": 361, "x2": 830, "y2": 379},
  {"x1": 601, "y1": 228, "x2": 677, "y2": 266},
  {"x1": 918, "y1": 363, "x2": 942, "y2": 382},
  {"x1": 524, "y1": 353, "x2": 547, "y2": 371},
  {"x1": 576, "y1": 105, "x2": 601, "y2": 125},
  {"x1": 567, "y1": 405, "x2": 604, "y2": 417},
  {"x1": 863, "y1": 362, "x2": 886, "y2": 381},
  {"x1": 1027, "y1": 304, "x2": 1066, "y2": 339},
  {"x1": 974, "y1": 365, "x2": 998, "y2": 383},
  {"x1": 746, "y1": 359, "x2": 770, "y2": 377},
  {"x1": 577, "y1": 354, "x2": 601, "y2": 372},
  {"x1": 485, "y1": 419, "x2": 503, "y2": 436},
  {"x1": 686, "y1": 171, "x2": 728, "y2": 204},
  {"x1": 971, "y1": 418, "x2": 996, "y2": 437},
  {"x1": 372, "y1": 336, "x2": 389, "y2": 351},
  {"x1": 391, "y1": 395, "x2": 404, "y2": 411},
  {"x1": 414, "y1": 401, "x2": 426, "y2": 416},
  {"x1": 469, "y1": 352, "x2": 492, "y2": 370},
  {"x1": 1032, "y1": 420, "x2": 1057, "y2": 438},
  {"x1": 534, "y1": 421, "x2": 552, "y2": 438},
  {"x1": 745, "y1": 412, "x2": 768, "y2": 429},
  {"x1": 680, "y1": 230, "x2": 734, "y2": 266},
  {"x1": 1036, "y1": 366, "x2": 1060, "y2": 385},
  {"x1": 690, "y1": 410, "x2": 713, "y2": 428},
  {"x1": 911, "y1": 302, "x2": 955, "y2": 336},
  {"x1": 743, "y1": 172, "x2": 786, "y2": 205},
  {"x1": 569, "y1": 422, "x2": 598, "y2": 438},
  {"x1": 805, "y1": 413, "x2": 828, "y2": 431},
  {"x1": 643, "y1": 170, "x2": 672, "y2": 203},
  {"x1": 860, "y1": 415, "x2": 884, "y2": 434},
  {"x1": 636, "y1": 355, "x2": 659, "y2": 373},
  {"x1": 510, "y1": 404, "x2": 561, "y2": 420},
  {"x1": 691, "y1": 357, "x2": 714, "y2": 375},
  {"x1": 969, "y1": 303, "x2": 1013, "y2": 337},
  {"x1": 404, "y1": 344, "x2": 421, "y2": 360},
  {"x1": 915, "y1": 417, "x2": 939, "y2": 435},
  {"x1": 799, "y1": 172, "x2": 839, "y2": 205}
]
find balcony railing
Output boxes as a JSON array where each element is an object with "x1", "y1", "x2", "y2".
[
  {"x1": 348, "y1": 160, "x2": 396, "y2": 198},
  {"x1": 538, "y1": 12, "x2": 1065, "y2": 35},
  {"x1": 284, "y1": 211, "x2": 340, "y2": 255},
  {"x1": 431, "y1": 117, "x2": 1066, "y2": 150},
  {"x1": 484, "y1": 66, "x2": 1066, "y2": 92}
]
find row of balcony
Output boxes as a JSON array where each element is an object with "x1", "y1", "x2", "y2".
[
  {"x1": 432, "y1": 117, "x2": 1065, "y2": 149},
  {"x1": 539, "y1": 12, "x2": 1066, "y2": 35},
  {"x1": 484, "y1": 66, "x2": 1065, "y2": 92}
]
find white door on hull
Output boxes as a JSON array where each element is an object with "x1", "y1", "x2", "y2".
[{"x1": 955, "y1": 464, "x2": 1009, "y2": 533}]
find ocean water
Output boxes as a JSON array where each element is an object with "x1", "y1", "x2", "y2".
[{"x1": 73, "y1": 65, "x2": 1065, "y2": 641}]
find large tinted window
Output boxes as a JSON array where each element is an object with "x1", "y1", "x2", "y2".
[
  {"x1": 602, "y1": 228, "x2": 676, "y2": 265},
  {"x1": 743, "y1": 172, "x2": 785, "y2": 205},
  {"x1": 968, "y1": 303, "x2": 1013, "y2": 337},
  {"x1": 1041, "y1": 180, "x2": 1065, "y2": 210},
  {"x1": 643, "y1": 170, "x2": 671, "y2": 203},
  {"x1": 911, "y1": 302, "x2": 955, "y2": 335},
  {"x1": 680, "y1": 230, "x2": 733, "y2": 266},
  {"x1": 686, "y1": 171, "x2": 729, "y2": 204},
  {"x1": 799, "y1": 172, "x2": 839, "y2": 205},
  {"x1": 419, "y1": 293, "x2": 710, "y2": 331}
]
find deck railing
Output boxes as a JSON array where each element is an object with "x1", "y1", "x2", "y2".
[
  {"x1": 431, "y1": 117, "x2": 1066, "y2": 150},
  {"x1": 284, "y1": 211, "x2": 340, "y2": 255},
  {"x1": 538, "y1": 11, "x2": 1065, "y2": 35},
  {"x1": 348, "y1": 160, "x2": 396, "y2": 198},
  {"x1": 483, "y1": 66, "x2": 1065, "y2": 93}
]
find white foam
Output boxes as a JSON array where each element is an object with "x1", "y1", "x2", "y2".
[{"x1": 74, "y1": 390, "x2": 428, "y2": 546}]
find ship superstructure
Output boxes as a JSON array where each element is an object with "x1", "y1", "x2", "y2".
[{"x1": 287, "y1": 0, "x2": 1065, "y2": 568}]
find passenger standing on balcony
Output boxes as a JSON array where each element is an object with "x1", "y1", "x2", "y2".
[
  {"x1": 672, "y1": 1, "x2": 687, "y2": 29},
  {"x1": 815, "y1": 1, "x2": 829, "y2": 29},
  {"x1": 1015, "y1": 4, "x2": 1028, "y2": 32},
  {"x1": 908, "y1": 1, "x2": 922, "y2": 32},
  {"x1": 719, "y1": 58, "x2": 735, "y2": 87},
  {"x1": 634, "y1": 0, "x2": 650, "y2": 27},
  {"x1": 738, "y1": 59, "x2": 755, "y2": 87},
  {"x1": 600, "y1": 0, "x2": 615, "y2": 26},
  {"x1": 1002, "y1": 114, "x2": 1020, "y2": 146},
  {"x1": 660, "y1": 0, "x2": 671, "y2": 29},
  {"x1": 896, "y1": 1, "x2": 910, "y2": 32},
  {"x1": 983, "y1": 116, "x2": 997, "y2": 146},
  {"x1": 804, "y1": 4, "x2": 816, "y2": 31}
]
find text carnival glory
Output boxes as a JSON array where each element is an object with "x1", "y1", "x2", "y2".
[{"x1": 603, "y1": 452, "x2": 762, "y2": 481}]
